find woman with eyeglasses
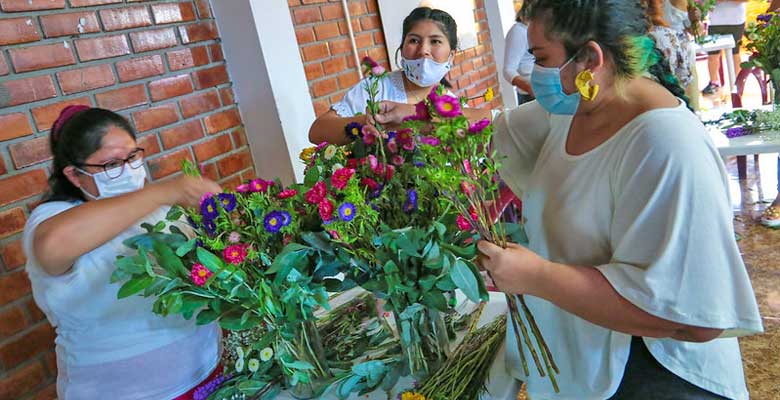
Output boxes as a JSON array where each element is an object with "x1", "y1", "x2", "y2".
[{"x1": 22, "y1": 106, "x2": 224, "y2": 399}]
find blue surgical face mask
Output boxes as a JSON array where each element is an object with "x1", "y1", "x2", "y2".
[{"x1": 531, "y1": 54, "x2": 580, "y2": 115}]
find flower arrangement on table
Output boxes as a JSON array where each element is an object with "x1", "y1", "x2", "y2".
[
  {"x1": 688, "y1": 0, "x2": 717, "y2": 44},
  {"x1": 706, "y1": 107, "x2": 780, "y2": 138},
  {"x1": 744, "y1": 12, "x2": 780, "y2": 103}
]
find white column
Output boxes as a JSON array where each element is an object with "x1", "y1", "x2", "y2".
[
  {"x1": 211, "y1": 0, "x2": 314, "y2": 184},
  {"x1": 484, "y1": 0, "x2": 519, "y2": 110}
]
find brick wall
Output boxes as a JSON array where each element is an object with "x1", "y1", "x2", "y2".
[
  {"x1": 290, "y1": 0, "x2": 503, "y2": 116},
  {"x1": 0, "y1": 1, "x2": 254, "y2": 398}
]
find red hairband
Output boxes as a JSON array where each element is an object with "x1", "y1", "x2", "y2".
[{"x1": 51, "y1": 105, "x2": 91, "y2": 141}]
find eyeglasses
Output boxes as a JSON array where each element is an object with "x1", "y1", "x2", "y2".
[{"x1": 77, "y1": 148, "x2": 145, "y2": 179}]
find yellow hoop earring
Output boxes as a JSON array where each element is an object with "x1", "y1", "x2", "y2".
[{"x1": 575, "y1": 70, "x2": 599, "y2": 101}]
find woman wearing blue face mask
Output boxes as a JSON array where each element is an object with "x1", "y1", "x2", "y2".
[
  {"x1": 23, "y1": 106, "x2": 225, "y2": 399},
  {"x1": 478, "y1": 1, "x2": 762, "y2": 399},
  {"x1": 309, "y1": 6, "x2": 490, "y2": 145}
]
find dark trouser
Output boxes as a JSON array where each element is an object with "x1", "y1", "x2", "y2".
[
  {"x1": 707, "y1": 24, "x2": 745, "y2": 55},
  {"x1": 608, "y1": 337, "x2": 730, "y2": 400},
  {"x1": 517, "y1": 93, "x2": 534, "y2": 105}
]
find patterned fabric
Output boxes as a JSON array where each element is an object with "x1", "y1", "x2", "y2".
[{"x1": 650, "y1": 25, "x2": 694, "y2": 89}]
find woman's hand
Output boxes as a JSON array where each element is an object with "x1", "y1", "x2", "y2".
[
  {"x1": 165, "y1": 175, "x2": 223, "y2": 208},
  {"x1": 368, "y1": 101, "x2": 415, "y2": 129},
  {"x1": 476, "y1": 240, "x2": 549, "y2": 294}
]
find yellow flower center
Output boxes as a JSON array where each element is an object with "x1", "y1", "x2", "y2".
[
  {"x1": 207, "y1": 205, "x2": 214, "y2": 212},
  {"x1": 344, "y1": 208, "x2": 352, "y2": 216},
  {"x1": 442, "y1": 102, "x2": 453, "y2": 112},
  {"x1": 270, "y1": 217, "x2": 278, "y2": 226},
  {"x1": 351, "y1": 128, "x2": 359, "y2": 135},
  {"x1": 231, "y1": 251, "x2": 239, "y2": 258},
  {"x1": 198, "y1": 269, "x2": 208, "y2": 277}
]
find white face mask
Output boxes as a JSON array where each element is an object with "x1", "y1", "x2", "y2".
[
  {"x1": 76, "y1": 164, "x2": 147, "y2": 200},
  {"x1": 401, "y1": 56, "x2": 452, "y2": 87}
]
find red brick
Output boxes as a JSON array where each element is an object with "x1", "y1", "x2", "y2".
[
  {"x1": 152, "y1": 2, "x2": 196, "y2": 25},
  {"x1": 31, "y1": 97, "x2": 92, "y2": 131},
  {"x1": 0, "y1": 17, "x2": 41, "y2": 45},
  {"x1": 116, "y1": 54, "x2": 165, "y2": 83},
  {"x1": 30, "y1": 382, "x2": 57, "y2": 400},
  {"x1": 0, "y1": 359, "x2": 47, "y2": 400},
  {"x1": 149, "y1": 74, "x2": 193, "y2": 101},
  {"x1": 179, "y1": 21, "x2": 217, "y2": 44},
  {"x1": 193, "y1": 133, "x2": 231, "y2": 162},
  {"x1": 240, "y1": 168, "x2": 256, "y2": 182},
  {"x1": 95, "y1": 84, "x2": 148, "y2": 111},
  {"x1": 349, "y1": 1, "x2": 368, "y2": 15},
  {"x1": 0, "y1": 323, "x2": 55, "y2": 369},
  {"x1": 204, "y1": 108, "x2": 241, "y2": 134},
  {"x1": 130, "y1": 28, "x2": 177, "y2": 53},
  {"x1": 26, "y1": 299, "x2": 45, "y2": 323},
  {"x1": 70, "y1": 0, "x2": 121, "y2": 6},
  {"x1": 367, "y1": 0, "x2": 378, "y2": 13},
  {"x1": 302, "y1": 43, "x2": 329, "y2": 62},
  {"x1": 0, "y1": 170, "x2": 48, "y2": 208},
  {"x1": 304, "y1": 63, "x2": 324, "y2": 81},
  {"x1": 330, "y1": 38, "x2": 351, "y2": 55},
  {"x1": 216, "y1": 150, "x2": 251, "y2": 177},
  {"x1": 195, "y1": 0, "x2": 211, "y2": 18},
  {"x1": 0, "y1": 57, "x2": 8, "y2": 76},
  {"x1": 220, "y1": 174, "x2": 242, "y2": 190},
  {"x1": 179, "y1": 90, "x2": 220, "y2": 118},
  {"x1": 312, "y1": 77, "x2": 337, "y2": 97},
  {"x1": 9, "y1": 136, "x2": 51, "y2": 169},
  {"x1": 167, "y1": 46, "x2": 209, "y2": 71},
  {"x1": 9, "y1": 42, "x2": 75, "y2": 73},
  {"x1": 41, "y1": 349, "x2": 56, "y2": 373},
  {"x1": 57, "y1": 63, "x2": 116, "y2": 95},
  {"x1": 231, "y1": 128, "x2": 247, "y2": 147},
  {"x1": 219, "y1": 87, "x2": 234, "y2": 106},
  {"x1": 338, "y1": 71, "x2": 359, "y2": 88},
  {"x1": 40, "y1": 11, "x2": 99, "y2": 38},
  {"x1": 75, "y1": 35, "x2": 130, "y2": 61},
  {"x1": 295, "y1": 26, "x2": 315, "y2": 44},
  {"x1": 293, "y1": 8, "x2": 321, "y2": 24},
  {"x1": 312, "y1": 98, "x2": 329, "y2": 116},
  {"x1": 321, "y1": 4, "x2": 343, "y2": 20},
  {"x1": 161, "y1": 119, "x2": 204, "y2": 149},
  {"x1": 0, "y1": 208, "x2": 26, "y2": 242},
  {"x1": 132, "y1": 103, "x2": 179, "y2": 132},
  {"x1": 360, "y1": 15, "x2": 380, "y2": 30},
  {"x1": 147, "y1": 148, "x2": 193, "y2": 179},
  {"x1": 0, "y1": 240, "x2": 26, "y2": 271},
  {"x1": 202, "y1": 162, "x2": 218, "y2": 181},
  {"x1": 354, "y1": 32, "x2": 372, "y2": 48},
  {"x1": 0, "y1": 113, "x2": 33, "y2": 141},
  {"x1": 0, "y1": 305, "x2": 27, "y2": 338},
  {"x1": 0, "y1": 0, "x2": 63, "y2": 12},
  {"x1": 136, "y1": 133, "x2": 161, "y2": 156},
  {"x1": 191, "y1": 65, "x2": 229, "y2": 89},
  {"x1": 314, "y1": 22, "x2": 340, "y2": 40},
  {"x1": 100, "y1": 6, "x2": 151, "y2": 31},
  {"x1": 0, "y1": 157, "x2": 6, "y2": 176},
  {"x1": 367, "y1": 47, "x2": 386, "y2": 63},
  {"x1": 323, "y1": 56, "x2": 348, "y2": 75},
  {"x1": 302, "y1": 0, "x2": 327, "y2": 3},
  {"x1": 209, "y1": 43, "x2": 223, "y2": 62}
]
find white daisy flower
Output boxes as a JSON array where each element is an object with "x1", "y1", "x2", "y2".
[
  {"x1": 323, "y1": 145, "x2": 337, "y2": 160},
  {"x1": 260, "y1": 347, "x2": 274, "y2": 362},
  {"x1": 235, "y1": 357, "x2": 245, "y2": 373},
  {"x1": 248, "y1": 358, "x2": 260, "y2": 373}
]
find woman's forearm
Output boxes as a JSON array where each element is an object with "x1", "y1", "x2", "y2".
[
  {"x1": 33, "y1": 184, "x2": 173, "y2": 275},
  {"x1": 527, "y1": 261, "x2": 723, "y2": 342},
  {"x1": 309, "y1": 111, "x2": 367, "y2": 145}
]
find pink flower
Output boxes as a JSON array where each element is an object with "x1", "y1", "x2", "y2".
[
  {"x1": 223, "y1": 244, "x2": 248, "y2": 265},
  {"x1": 319, "y1": 199, "x2": 334, "y2": 221},
  {"x1": 391, "y1": 155, "x2": 405, "y2": 166},
  {"x1": 428, "y1": 87, "x2": 441, "y2": 103},
  {"x1": 385, "y1": 164, "x2": 395, "y2": 181},
  {"x1": 415, "y1": 101, "x2": 430, "y2": 121},
  {"x1": 277, "y1": 189, "x2": 298, "y2": 199},
  {"x1": 190, "y1": 263, "x2": 212, "y2": 286},
  {"x1": 463, "y1": 159, "x2": 473, "y2": 175},
  {"x1": 461, "y1": 181, "x2": 474, "y2": 195},
  {"x1": 433, "y1": 95, "x2": 462, "y2": 118},
  {"x1": 456, "y1": 215, "x2": 472, "y2": 231},
  {"x1": 228, "y1": 231, "x2": 241, "y2": 243},
  {"x1": 361, "y1": 56, "x2": 378, "y2": 67},
  {"x1": 305, "y1": 181, "x2": 327, "y2": 204},
  {"x1": 362, "y1": 125, "x2": 376, "y2": 145},
  {"x1": 361, "y1": 177, "x2": 380, "y2": 191},
  {"x1": 368, "y1": 154, "x2": 379, "y2": 171},
  {"x1": 331, "y1": 167, "x2": 356, "y2": 190},
  {"x1": 346, "y1": 158, "x2": 359, "y2": 169},
  {"x1": 328, "y1": 230, "x2": 341, "y2": 240},
  {"x1": 250, "y1": 179, "x2": 273, "y2": 193},
  {"x1": 387, "y1": 139, "x2": 398, "y2": 154},
  {"x1": 316, "y1": 141, "x2": 329, "y2": 150},
  {"x1": 371, "y1": 65, "x2": 386, "y2": 75},
  {"x1": 468, "y1": 118, "x2": 490, "y2": 134},
  {"x1": 419, "y1": 136, "x2": 440, "y2": 146},
  {"x1": 283, "y1": 234, "x2": 293, "y2": 246},
  {"x1": 237, "y1": 184, "x2": 250, "y2": 193}
]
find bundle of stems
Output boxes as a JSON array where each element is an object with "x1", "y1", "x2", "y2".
[{"x1": 415, "y1": 315, "x2": 506, "y2": 400}]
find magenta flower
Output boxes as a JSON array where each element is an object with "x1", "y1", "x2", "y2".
[
  {"x1": 434, "y1": 95, "x2": 462, "y2": 118},
  {"x1": 331, "y1": 167, "x2": 356, "y2": 190},
  {"x1": 237, "y1": 184, "x2": 250, "y2": 193},
  {"x1": 371, "y1": 65, "x2": 386, "y2": 75},
  {"x1": 456, "y1": 215, "x2": 472, "y2": 231},
  {"x1": 469, "y1": 118, "x2": 491, "y2": 134},
  {"x1": 361, "y1": 177, "x2": 380, "y2": 191},
  {"x1": 223, "y1": 244, "x2": 248, "y2": 265},
  {"x1": 387, "y1": 139, "x2": 398, "y2": 154},
  {"x1": 250, "y1": 179, "x2": 273, "y2": 193},
  {"x1": 419, "y1": 136, "x2": 440, "y2": 146},
  {"x1": 305, "y1": 181, "x2": 327, "y2": 204},
  {"x1": 361, "y1": 56, "x2": 378, "y2": 67},
  {"x1": 277, "y1": 189, "x2": 298, "y2": 199},
  {"x1": 319, "y1": 199, "x2": 334, "y2": 221},
  {"x1": 415, "y1": 101, "x2": 430, "y2": 120},
  {"x1": 463, "y1": 159, "x2": 473, "y2": 175},
  {"x1": 391, "y1": 155, "x2": 405, "y2": 166},
  {"x1": 362, "y1": 125, "x2": 376, "y2": 145},
  {"x1": 190, "y1": 263, "x2": 212, "y2": 286},
  {"x1": 428, "y1": 87, "x2": 441, "y2": 103},
  {"x1": 368, "y1": 154, "x2": 379, "y2": 171}
]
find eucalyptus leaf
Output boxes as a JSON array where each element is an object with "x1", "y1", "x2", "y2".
[
  {"x1": 117, "y1": 275, "x2": 155, "y2": 299},
  {"x1": 196, "y1": 308, "x2": 219, "y2": 325},
  {"x1": 153, "y1": 240, "x2": 187, "y2": 276},
  {"x1": 238, "y1": 380, "x2": 267, "y2": 395},
  {"x1": 451, "y1": 259, "x2": 480, "y2": 303},
  {"x1": 175, "y1": 238, "x2": 197, "y2": 257},
  {"x1": 337, "y1": 375, "x2": 363, "y2": 399}
]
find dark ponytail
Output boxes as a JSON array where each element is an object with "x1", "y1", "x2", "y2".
[
  {"x1": 46, "y1": 107, "x2": 136, "y2": 203},
  {"x1": 399, "y1": 7, "x2": 458, "y2": 88},
  {"x1": 526, "y1": 0, "x2": 689, "y2": 108}
]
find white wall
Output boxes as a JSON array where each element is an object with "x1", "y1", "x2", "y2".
[
  {"x1": 211, "y1": 0, "x2": 314, "y2": 184},
  {"x1": 485, "y1": 0, "x2": 520, "y2": 110}
]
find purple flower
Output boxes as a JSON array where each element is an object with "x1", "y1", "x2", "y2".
[
  {"x1": 339, "y1": 202, "x2": 356, "y2": 222},
  {"x1": 468, "y1": 118, "x2": 491, "y2": 134},
  {"x1": 725, "y1": 126, "x2": 751, "y2": 138},
  {"x1": 758, "y1": 14, "x2": 773, "y2": 23},
  {"x1": 419, "y1": 136, "x2": 440, "y2": 146},
  {"x1": 193, "y1": 373, "x2": 227, "y2": 400},
  {"x1": 403, "y1": 189, "x2": 418, "y2": 213},
  {"x1": 433, "y1": 95, "x2": 462, "y2": 118},
  {"x1": 414, "y1": 161, "x2": 425, "y2": 167},
  {"x1": 279, "y1": 210, "x2": 292, "y2": 227},
  {"x1": 264, "y1": 211, "x2": 286, "y2": 233},
  {"x1": 200, "y1": 196, "x2": 219, "y2": 220},
  {"x1": 217, "y1": 193, "x2": 237, "y2": 212},
  {"x1": 186, "y1": 215, "x2": 197, "y2": 229},
  {"x1": 345, "y1": 122, "x2": 362, "y2": 139},
  {"x1": 203, "y1": 220, "x2": 217, "y2": 237},
  {"x1": 369, "y1": 184, "x2": 384, "y2": 199}
]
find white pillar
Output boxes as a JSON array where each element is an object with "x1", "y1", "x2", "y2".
[
  {"x1": 484, "y1": 0, "x2": 519, "y2": 110},
  {"x1": 211, "y1": 0, "x2": 314, "y2": 184}
]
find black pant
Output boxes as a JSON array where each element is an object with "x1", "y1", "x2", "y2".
[{"x1": 608, "y1": 337, "x2": 730, "y2": 400}]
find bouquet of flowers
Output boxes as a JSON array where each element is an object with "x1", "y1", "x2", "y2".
[
  {"x1": 688, "y1": 0, "x2": 717, "y2": 44},
  {"x1": 743, "y1": 12, "x2": 780, "y2": 102}
]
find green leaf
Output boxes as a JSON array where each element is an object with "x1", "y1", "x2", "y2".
[
  {"x1": 165, "y1": 206, "x2": 183, "y2": 221},
  {"x1": 423, "y1": 242, "x2": 442, "y2": 268},
  {"x1": 304, "y1": 166, "x2": 320, "y2": 186},
  {"x1": 117, "y1": 275, "x2": 155, "y2": 299},
  {"x1": 197, "y1": 247, "x2": 232, "y2": 279},
  {"x1": 421, "y1": 290, "x2": 448, "y2": 312},
  {"x1": 435, "y1": 274, "x2": 457, "y2": 291},
  {"x1": 114, "y1": 255, "x2": 146, "y2": 275},
  {"x1": 238, "y1": 380, "x2": 267, "y2": 395},
  {"x1": 266, "y1": 243, "x2": 310, "y2": 276},
  {"x1": 284, "y1": 360, "x2": 314, "y2": 370},
  {"x1": 175, "y1": 238, "x2": 197, "y2": 257},
  {"x1": 196, "y1": 308, "x2": 219, "y2": 325},
  {"x1": 451, "y1": 259, "x2": 480, "y2": 303},
  {"x1": 301, "y1": 231, "x2": 334, "y2": 255},
  {"x1": 153, "y1": 220, "x2": 166, "y2": 232},
  {"x1": 337, "y1": 375, "x2": 363, "y2": 399},
  {"x1": 180, "y1": 295, "x2": 209, "y2": 320},
  {"x1": 351, "y1": 360, "x2": 386, "y2": 378},
  {"x1": 153, "y1": 240, "x2": 187, "y2": 276}
]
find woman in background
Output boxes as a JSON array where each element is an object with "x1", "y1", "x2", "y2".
[{"x1": 503, "y1": 2, "x2": 536, "y2": 105}]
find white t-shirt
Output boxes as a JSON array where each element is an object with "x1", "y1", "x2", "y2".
[
  {"x1": 23, "y1": 201, "x2": 221, "y2": 400},
  {"x1": 503, "y1": 22, "x2": 536, "y2": 95},
  {"x1": 709, "y1": 1, "x2": 747, "y2": 26},
  {"x1": 493, "y1": 100, "x2": 763, "y2": 399}
]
